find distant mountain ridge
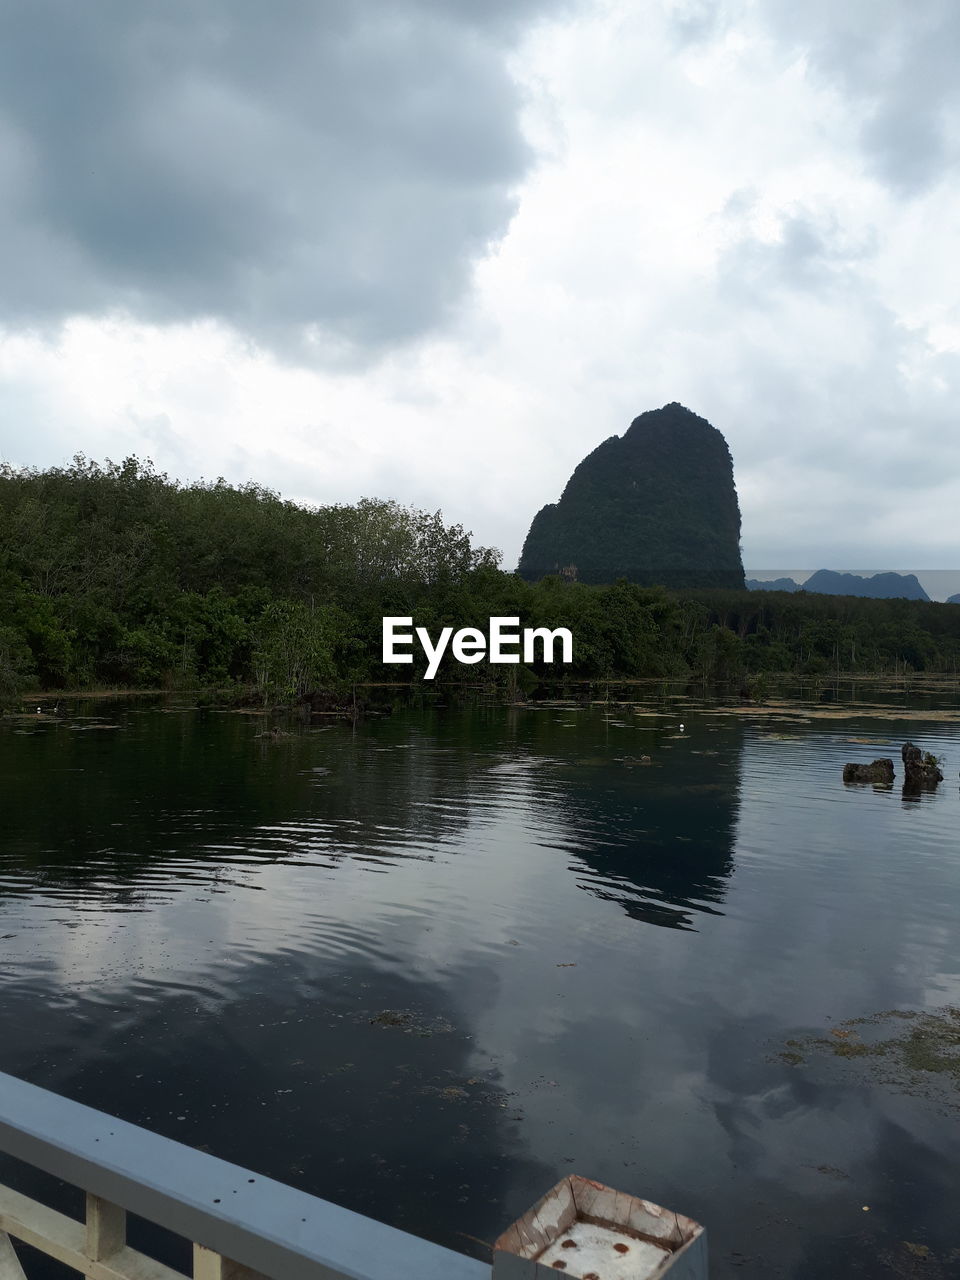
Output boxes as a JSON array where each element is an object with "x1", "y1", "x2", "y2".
[
  {"x1": 518, "y1": 402, "x2": 744, "y2": 589},
  {"x1": 805, "y1": 570, "x2": 929, "y2": 600},
  {"x1": 747, "y1": 570, "x2": 930, "y2": 601}
]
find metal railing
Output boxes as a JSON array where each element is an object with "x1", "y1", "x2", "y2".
[{"x1": 0, "y1": 1070, "x2": 487, "y2": 1280}]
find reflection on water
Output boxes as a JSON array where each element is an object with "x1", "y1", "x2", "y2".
[{"x1": 1, "y1": 694, "x2": 960, "y2": 1278}]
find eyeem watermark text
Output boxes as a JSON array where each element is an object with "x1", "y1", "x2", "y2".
[{"x1": 382, "y1": 617, "x2": 573, "y2": 680}]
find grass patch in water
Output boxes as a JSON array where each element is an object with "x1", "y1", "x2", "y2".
[
  {"x1": 899, "y1": 1008, "x2": 960, "y2": 1079},
  {"x1": 778, "y1": 1007, "x2": 960, "y2": 1102}
]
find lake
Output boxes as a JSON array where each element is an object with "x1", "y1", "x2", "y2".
[{"x1": 2, "y1": 685, "x2": 960, "y2": 1278}]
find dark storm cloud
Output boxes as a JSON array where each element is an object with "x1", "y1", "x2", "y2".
[
  {"x1": 0, "y1": 0, "x2": 551, "y2": 353},
  {"x1": 762, "y1": 0, "x2": 960, "y2": 195}
]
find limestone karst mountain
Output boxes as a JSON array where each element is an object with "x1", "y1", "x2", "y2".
[
  {"x1": 749, "y1": 572, "x2": 931, "y2": 600},
  {"x1": 802, "y1": 570, "x2": 930, "y2": 601},
  {"x1": 518, "y1": 402, "x2": 745, "y2": 589}
]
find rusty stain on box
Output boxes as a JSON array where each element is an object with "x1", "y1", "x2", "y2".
[{"x1": 494, "y1": 1176, "x2": 705, "y2": 1280}]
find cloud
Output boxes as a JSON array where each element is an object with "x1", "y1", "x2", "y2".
[
  {"x1": 759, "y1": 0, "x2": 960, "y2": 195},
  {"x1": 0, "y1": 0, "x2": 554, "y2": 358},
  {"x1": 2, "y1": 0, "x2": 960, "y2": 577}
]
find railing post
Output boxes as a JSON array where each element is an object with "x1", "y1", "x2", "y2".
[
  {"x1": 0, "y1": 1231, "x2": 27, "y2": 1279},
  {"x1": 84, "y1": 1192, "x2": 126, "y2": 1269},
  {"x1": 193, "y1": 1242, "x2": 268, "y2": 1280}
]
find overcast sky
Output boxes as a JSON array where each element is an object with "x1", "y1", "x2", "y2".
[{"x1": 1, "y1": 0, "x2": 959, "y2": 590}]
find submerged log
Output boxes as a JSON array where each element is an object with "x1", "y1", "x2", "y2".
[{"x1": 843, "y1": 759, "x2": 895, "y2": 784}]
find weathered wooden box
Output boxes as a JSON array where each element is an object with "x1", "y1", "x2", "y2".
[{"x1": 493, "y1": 1176, "x2": 706, "y2": 1280}]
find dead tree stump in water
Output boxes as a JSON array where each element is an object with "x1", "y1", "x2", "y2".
[{"x1": 842, "y1": 759, "x2": 895, "y2": 784}]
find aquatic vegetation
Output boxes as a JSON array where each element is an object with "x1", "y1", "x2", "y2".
[
  {"x1": 367, "y1": 1010, "x2": 455, "y2": 1037},
  {"x1": 777, "y1": 1008, "x2": 960, "y2": 1102}
]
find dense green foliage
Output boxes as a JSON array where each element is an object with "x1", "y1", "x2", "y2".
[
  {"x1": 2, "y1": 455, "x2": 960, "y2": 701},
  {"x1": 0, "y1": 455, "x2": 502, "y2": 699},
  {"x1": 518, "y1": 402, "x2": 745, "y2": 589},
  {"x1": 676, "y1": 588, "x2": 960, "y2": 679}
]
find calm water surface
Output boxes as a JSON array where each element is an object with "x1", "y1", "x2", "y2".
[{"x1": 1, "y1": 690, "x2": 960, "y2": 1278}]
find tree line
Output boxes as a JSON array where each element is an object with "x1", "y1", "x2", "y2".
[{"x1": 2, "y1": 456, "x2": 959, "y2": 701}]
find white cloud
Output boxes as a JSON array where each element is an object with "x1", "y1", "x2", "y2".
[{"x1": 2, "y1": 0, "x2": 959, "y2": 577}]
